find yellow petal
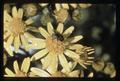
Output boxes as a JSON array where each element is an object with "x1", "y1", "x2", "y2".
[
  {"x1": 68, "y1": 44, "x2": 83, "y2": 50},
  {"x1": 63, "y1": 26, "x2": 74, "y2": 38},
  {"x1": 78, "y1": 61, "x2": 87, "y2": 69},
  {"x1": 47, "y1": 54, "x2": 58, "y2": 74},
  {"x1": 5, "y1": 68, "x2": 15, "y2": 77},
  {"x1": 68, "y1": 70, "x2": 80, "y2": 77},
  {"x1": 55, "y1": 4, "x2": 61, "y2": 11},
  {"x1": 13, "y1": 60, "x2": 19, "y2": 74},
  {"x1": 25, "y1": 18, "x2": 33, "y2": 25},
  {"x1": 69, "y1": 4, "x2": 77, "y2": 8},
  {"x1": 64, "y1": 49, "x2": 79, "y2": 59},
  {"x1": 56, "y1": 23, "x2": 64, "y2": 34},
  {"x1": 61, "y1": 4, "x2": 69, "y2": 9},
  {"x1": 4, "y1": 42, "x2": 13, "y2": 56},
  {"x1": 14, "y1": 35, "x2": 21, "y2": 53},
  {"x1": 28, "y1": 38, "x2": 46, "y2": 49},
  {"x1": 47, "y1": 22, "x2": 54, "y2": 35},
  {"x1": 4, "y1": 31, "x2": 10, "y2": 40},
  {"x1": 12, "y1": 6, "x2": 18, "y2": 18},
  {"x1": 67, "y1": 35, "x2": 83, "y2": 43},
  {"x1": 7, "y1": 35, "x2": 14, "y2": 45},
  {"x1": 88, "y1": 72, "x2": 94, "y2": 78},
  {"x1": 39, "y1": 27, "x2": 50, "y2": 39},
  {"x1": 30, "y1": 67, "x2": 50, "y2": 77},
  {"x1": 58, "y1": 54, "x2": 70, "y2": 72},
  {"x1": 21, "y1": 57, "x2": 30, "y2": 73},
  {"x1": 20, "y1": 35, "x2": 29, "y2": 51},
  {"x1": 18, "y1": 8, "x2": 23, "y2": 19},
  {"x1": 24, "y1": 32, "x2": 35, "y2": 39},
  {"x1": 4, "y1": 10, "x2": 13, "y2": 22},
  {"x1": 31, "y1": 48, "x2": 49, "y2": 61},
  {"x1": 41, "y1": 52, "x2": 52, "y2": 69}
]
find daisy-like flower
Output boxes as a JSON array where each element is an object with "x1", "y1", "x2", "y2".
[
  {"x1": 68, "y1": 44, "x2": 95, "y2": 69},
  {"x1": 4, "y1": 6, "x2": 35, "y2": 53},
  {"x1": 30, "y1": 62, "x2": 79, "y2": 77},
  {"x1": 54, "y1": 4, "x2": 69, "y2": 23},
  {"x1": 22, "y1": 3, "x2": 37, "y2": 17},
  {"x1": 4, "y1": 57, "x2": 30, "y2": 77},
  {"x1": 30, "y1": 22, "x2": 83, "y2": 74}
]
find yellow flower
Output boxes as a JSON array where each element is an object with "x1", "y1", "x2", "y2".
[
  {"x1": 4, "y1": 57, "x2": 30, "y2": 77},
  {"x1": 4, "y1": 6, "x2": 34, "y2": 53},
  {"x1": 30, "y1": 22, "x2": 83, "y2": 74},
  {"x1": 30, "y1": 62, "x2": 79, "y2": 77},
  {"x1": 22, "y1": 3, "x2": 37, "y2": 17},
  {"x1": 69, "y1": 44, "x2": 94, "y2": 69}
]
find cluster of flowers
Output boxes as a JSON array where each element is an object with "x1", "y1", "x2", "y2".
[{"x1": 4, "y1": 3, "x2": 116, "y2": 77}]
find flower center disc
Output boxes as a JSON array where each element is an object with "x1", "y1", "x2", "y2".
[
  {"x1": 46, "y1": 37, "x2": 65, "y2": 54},
  {"x1": 10, "y1": 18, "x2": 26, "y2": 36}
]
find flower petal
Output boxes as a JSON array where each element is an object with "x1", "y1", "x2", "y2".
[
  {"x1": 4, "y1": 10, "x2": 13, "y2": 22},
  {"x1": 4, "y1": 31, "x2": 10, "y2": 40},
  {"x1": 55, "y1": 4, "x2": 61, "y2": 11},
  {"x1": 68, "y1": 44, "x2": 83, "y2": 50},
  {"x1": 61, "y1": 4, "x2": 69, "y2": 9},
  {"x1": 20, "y1": 35, "x2": 29, "y2": 51},
  {"x1": 67, "y1": 35, "x2": 83, "y2": 43},
  {"x1": 41, "y1": 52, "x2": 52, "y2": 69},
  {"x1": 5, "y1": 68, "x2": 15, "y2": 77},
  {"x1": 58, "y1": 54, "x2": 70, "y2": 72},
  {"x1": 4, "y1": 42, "x2": 13, "y2": 56},
  {"x1": 68, "y1": 70, "x2": 80, "y2": 77},
  {"x1": 13, "y1": 60, "x2": 19, "y2": 74},
  {"x1": 14, "y1": 35, "x2": 21, "y2": 53},
  {"x1": 88, "y1": 72, "x2": 94, "y2": 78},
  {"x1": 31, "y1": 48, "x2": 49, "y2": 61},
  {"x1": 39, "y1": 27, "x2": 50, "y2": 39},
  {"x1": 12, "y1": 6, "x2": 18, "y2": 18},
  {"x1": 63, "y1": 26, "x2": 74, "y2": 38},
  {"x1": 69, "y1": 4, "x2": 77, "y2": 8},
  {"x1": 30, "y1": 67, "x2": 50, "y2": 77},
  {"x1": 47, "y1": 54, "x2": 58, "y2": 74},
  {"x1": 21, "y1": 57, "x2": 30, "y2": 73},
  {"x1": 25, "y1": 18, "x2": 33, "y2": 25},
  {"x1": 18, "y1": 8, "x2": 23, "y2": 19},
  {"x1": 56, "y1": 23, "x2": 64, "y2": 34},
  {"x1": 29, "y1": 38, "x2": 46, "y2": 49},
  {"x1": 64, "y1": 49, "x2": 79, "y2": 59},
  {"x1": 7, "y1": 35, "x2": 14, "y2": 45},
  {"x1": 47, "y1": 22, "x2": 54, "y2": 35}
]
